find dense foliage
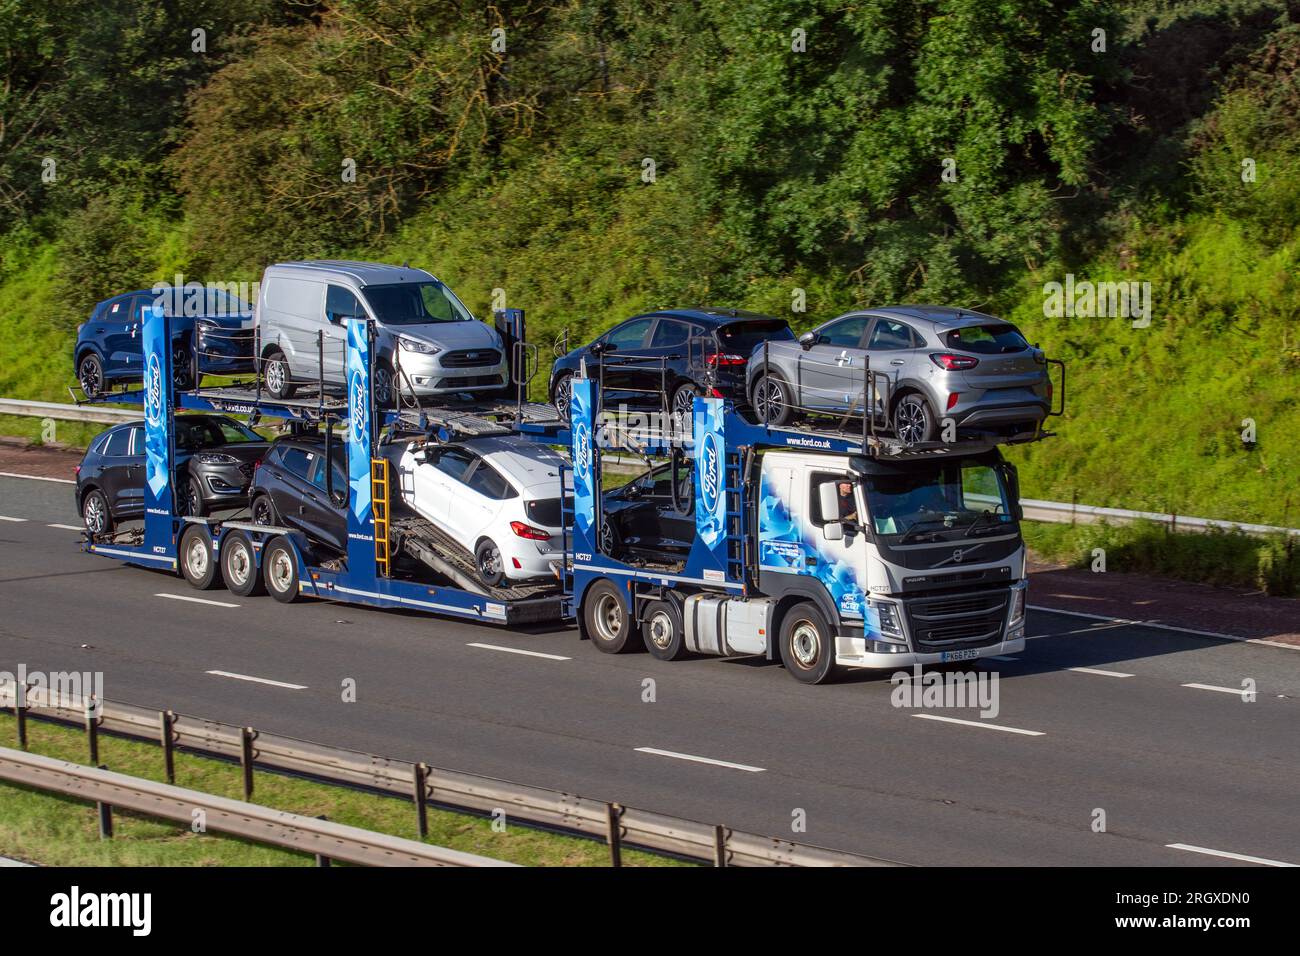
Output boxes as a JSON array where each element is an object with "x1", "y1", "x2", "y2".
[{"x1": 1, "y1": 0, "x2": 1296, "y2": 526}]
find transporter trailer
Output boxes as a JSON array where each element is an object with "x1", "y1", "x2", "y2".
[
  {"x1": 76, "y1": 304, "x2": 571, "y2": 627},
  {"x1": 566, "y1": 356, "x2": 1062, "y2": 682}
]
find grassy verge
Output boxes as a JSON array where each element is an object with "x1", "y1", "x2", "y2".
[
  {"x1": 0, "y1": 713, "x2": 682, "y2": 867},
  {"x1": 1022, "y1": 520, "x2": 1300, "y2": 597}
]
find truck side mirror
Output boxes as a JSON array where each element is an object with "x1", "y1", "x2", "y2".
[
  {"x1": 799, "y1": 331, "x2": 818, "y2": 351},
  {"x1": 412, "y1": 450, "x2": 427, "y2": 464},
  {"x1": 822, "y1": 521, "x2": 844, "y2": 541},
  {"x1": 818, "y1": 481, "x2": 840, "y2": 521}
]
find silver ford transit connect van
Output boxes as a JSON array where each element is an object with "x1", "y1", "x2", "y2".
[{"x1": 255, "y1": 261, "x2": 508, "y2": 403}]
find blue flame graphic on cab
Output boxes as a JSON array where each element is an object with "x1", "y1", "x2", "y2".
[
  {"x1": 141, "y1": 306, "x2": 170, "y2": 502},
  {"x1": 345, "y1": 320, "x2": 371, "y2": 523}
]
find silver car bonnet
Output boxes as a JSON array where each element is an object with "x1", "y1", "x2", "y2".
[{"x1": 383, "y1": 320, "x2": 501, "y2": 351}]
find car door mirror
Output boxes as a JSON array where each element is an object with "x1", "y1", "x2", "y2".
[
  {"x1": 330, "y1": 489, "x2": 346, "y2": 508},
  {"x1": 799, "y1": 331, "x2": 819, "y2": 351}
]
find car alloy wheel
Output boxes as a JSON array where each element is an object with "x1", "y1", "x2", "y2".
[
  {"x1": 754, "y1": 375, "x2": 787, "y2": 424},
  {"x1": 79, "y1": 357, "x2": 103, "y2": 399},
  {"x1": 894, "y1": 396, "x2": 931, "y2": 445},
  {"x1": 374, "y1": 365, "x2": 393, "y2": 407},
  {"x1": 264, "y1": 357, "x2": 287, "y2": 395},
  {"x1": 252, "y1": 496, "x2": 275, "y2": 526},
  {"x1": 83, "y1": 493, "x2": 107, "y2": 534},
  {"x1": 552, "y1": 375, "x2": 572, "y2": 420}
]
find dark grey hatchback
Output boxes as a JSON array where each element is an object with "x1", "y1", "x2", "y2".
[{"x1": 76, "y1": 415, "x2": 267, "y2": 533}]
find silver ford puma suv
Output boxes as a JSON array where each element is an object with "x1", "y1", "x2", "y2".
[{"x1": 745, "y1": 305, "x2": 1052, "y2": 443}]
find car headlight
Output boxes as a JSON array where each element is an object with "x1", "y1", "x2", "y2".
[
  {"x1": 195, "y1": 453, "x2": 239, "y2": 465},
  {"x1": 869, "y1": 599, "x2": 906, "y2": 643},
  {"x1": 398, "y1": 336, "x2": 438, "y2": 354},
  {"x1": 1009, "y1": 585, "x2": 1026, "y2": 627}
]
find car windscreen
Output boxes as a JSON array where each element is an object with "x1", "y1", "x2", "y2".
[
  {"x1": 361, "y1": 281, "x2": 474, "y2": 326},
  {"x1": 864, "y1": 459, "x2": 1013, "y2": 539},
  {"x1": 944, "y1": 323, "x2": 1028, "y2": 354},
  {"x1": 175, "y1": 417, "x2": 261, "y2": 450},
  {"x1": 717, "y1": 320, "x2": 794, "y2": 353}
]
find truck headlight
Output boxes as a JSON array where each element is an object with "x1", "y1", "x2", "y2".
[
  {"x1": 1008, "y1": 586, "x2": 1026, "y2": 627},
  {"x1": 398, "y1": 336, "x2": 438, "y2": 355},
  {"x1": 869, "y1": 599, "x2": 905, "y2": 643}
]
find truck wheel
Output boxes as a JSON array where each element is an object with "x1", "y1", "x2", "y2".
[
  {"x1": 263, "y1": 535, "x2": 302, "y2": 603},
  {"x1": 584, "y1": 579, "x2": 638, "y2": 653},
  {"x1": 179, "y1": 524, "x2": 222, "y2": 590},
  {"x1": 779, "y1": 602, "x2": 839, "y2": 684},
  {"x1": 221, "y1": 531, "x2": 265, "y2": 597},
  {"x1": 263, "y1": 350, "x2": 296, "y2": 399},
  {"x1": 641, "y1": 599, "x2": 687, "y2": 661},
  {"x1": 752, "y1": 372, "x2": 793, "y2": 426}
]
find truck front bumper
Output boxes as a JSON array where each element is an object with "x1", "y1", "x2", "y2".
[{"x1": 834, "y1": 628, "x2": 1026, "y2": 671}]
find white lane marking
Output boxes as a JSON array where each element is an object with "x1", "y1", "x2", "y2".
[
  {"x1": 1182, "y1": 682, "x2": 1247, "y2": 696},
  {"x1": 466, "y1": 642, "x2": 570, "y2": 661},
  {"x1": 1028, "y1": 622, "x2": 1129, "y2": 639},
  {"x1": 911, "y1": 714, "x2": 1045, "y2": 736},
  {"x1": 1166, "y1": 844, "x2": 1296, "y2": 867},
  {"x1": 205, "y1": 670, "x2": 307, "y2": 690},
  {"x1": 1029, "y1": 603, "x2": 1276, "y2": 645},
  {"x1": 47, "y1": 523, "x2": 84, "y2": 531},
  {"x1": 634, "y1": 747, "x2": 766, "y2": 773},
  {"x1": 155, "y1": 592, "x2": 240, "y2": 608},
  {"x1": 1068, "y1": 666, "x2": 1134, "y2": 678},
  {"x1": 987, "y1": 655, "x2": 1019, "y2": 662},
  {"x1": 0, "y1": 515, "x2": 28, "y2": 522},
  {"x1": 0, "y1": 472, "x2": 75, "y2": 484}
]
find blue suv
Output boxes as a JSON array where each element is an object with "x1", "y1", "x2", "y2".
[{"x1": 74, "y1": 288, "x2": 256, "y2": 398}]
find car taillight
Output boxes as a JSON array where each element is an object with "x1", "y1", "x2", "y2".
[
  {"x1": 929, "y1": 353, "x2": 979, "y2": 371},
  {"x1": 75, "y1": 464, "x2": 81, "y2": 476},
  {"x1": 510, "y1": 521, "x2": 551, "y2": 541},
  {"x1": 709, "y1": 387, "x2": 724, "y2": 398},
  {"x1": 946, "y1": 392, "x2": 959, "y2": 411},
  {"x1": 706, "y1": 353, "x2": 746, "y2": 367},
  {"x1": 253, "y1": 459, "x2": 262, "y2": 470}
]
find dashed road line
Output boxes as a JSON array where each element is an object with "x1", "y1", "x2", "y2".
[
  {"x1": 1182, "y1": 682, "x2": 1247, "y2": 697},
  {"x1": 0, "y1": 515, "x2": 28, "y2": 522},
  {"x1": 466, "y1": 642, "x2": 570, "y2": 661},
  {"x1": 0, "y1": 472, "x2": 74, "y2": 484},
  {"x1": 47, "y1": 523, "x2": 84, "y2": 531},
  {"x1": 911, "y1": 714, "x2": 1045, "y2": 736},
  {"x1": 1068, "y1": 666, "x2": 1134, "y2": 678},
  {"x1": 155, "y1": 592, "x2": 240, "y2": 608},
  {"x1": 634, "y1": 747, "x2": 765, "y2": 772},
  {"x1": 1166, "y1": 844, "x2": 1296, "y2": 867},
  {"x1": 205, "y1": 670, "x2": 307, "y2": 690}
]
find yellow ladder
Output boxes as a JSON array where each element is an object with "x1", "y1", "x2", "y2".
[{"x1": 371, "y1": 458, "x2": 390, "y2": 577}]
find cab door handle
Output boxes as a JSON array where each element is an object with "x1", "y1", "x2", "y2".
[{"x1": 890, "y1": 359, "x2": 905, "y2": 365}]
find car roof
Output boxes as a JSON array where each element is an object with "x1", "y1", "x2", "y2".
[
  {"x1": 265, "y1": 260, "x2": 437, "y2": 287},
  {"x1": 458, "y1": 436, "x2": 566, "y2": 487},
  {"x1": 627, "y1": 308, "x2": 787, "y2": 328},
  {"x1": 839, "y1": 305, "x2": 1005, "y2": 330}
]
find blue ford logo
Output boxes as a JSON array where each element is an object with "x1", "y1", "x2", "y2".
[
  {"x1": 700, "y1": 432, "x2": 722, "y2": 513},
  {"x1": 573, "y1": 421, "x2": 591, "y2": 480},
  {"x1": 145, "y1": 353, "x2": 163, "y2": 427},
  {"x1": 350, "y1": 370, "x2": 367, "y2": 442}
]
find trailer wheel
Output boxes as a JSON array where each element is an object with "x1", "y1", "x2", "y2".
[
  {"x1": 584, "y1": 579, "x2": 638, "y2": 653},
  {"x1": 263, "y1": 536, "x2": 302, "y2": 603},
  {"x1": 779, "y1": 601, "x2": 839, "y2": 684},
  {"x1": 179, "y1": 524, "x2": 222, "y2": 591},
  {"x1": 221, "y1": 531, "x2": 265, "y2": 597},
  {"x1": 641, "y1": 599, "x2": 686, "y2": 661}
]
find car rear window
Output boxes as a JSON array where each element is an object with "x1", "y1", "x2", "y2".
[
  {"x1": 717, "y1": 320, "x2": 794, "y2": 353},
  {"x1": 944, "y1": 324, "x2": 1029, "y2": 354},
  {"x1": 525, "y1": 497, "x2": 569, "y2": 528}
]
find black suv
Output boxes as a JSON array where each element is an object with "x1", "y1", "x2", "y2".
[
  {"x1": 249, "y1": 435, "x2": 348, "y2": 553},
  {"x1": 548, "y1": 309, "x2": 793, "y2": 422},
  {"x1": 77, "y1": 415, "x2": 267, "y2": 533}
]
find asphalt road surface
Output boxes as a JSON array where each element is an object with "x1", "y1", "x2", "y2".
[{"x1": 1, "y1": 474, "x2": 1296, "y2": 866}]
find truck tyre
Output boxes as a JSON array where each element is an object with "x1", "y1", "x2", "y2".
[
  {"x1": 641, "y1": 599, "x2": 687, "y2": 661},
  {"x1": 263, "y1": 535, "x2": 302, "y2": 603},
  {"x1": 221, "y1": 531, "x2": 265, "y2": 597},
  {"x1": 263, "y1": 349, "x2": 296, "y2": 399},
  {"x1": 752, "y1": 371, "x2": 793, "y2": 426},
  {"x1": 893, "y1": 392, "x2": 935, "y2": 445},
  {"x1": 779, "y1": 601, "x2": 839, "y2": 684},
  {"x1": 179, "y1": 524, "x2": 222, "y2": 591},
  {"x1": 584, "y1": 579, "x2": 638, "y2": 653}
]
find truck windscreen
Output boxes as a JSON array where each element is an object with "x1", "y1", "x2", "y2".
[{"x1": 864, "y1": 459, "x2": 1013, "y2": 541}]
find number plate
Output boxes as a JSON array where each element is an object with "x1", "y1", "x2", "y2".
[{"x1": 941, "y1": 648, "x2": 980, "y2": 663}]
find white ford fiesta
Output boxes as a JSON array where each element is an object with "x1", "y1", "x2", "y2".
[{"x1": 390, "y1": 436, "x2": 569, "y2": 587}]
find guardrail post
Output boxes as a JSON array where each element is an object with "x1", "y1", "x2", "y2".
[
  {"x1": 412, "y1": 762, "x2": 429, "y2": 839},
  {"x1": 605, "y1": 802, "x2": 623, "y2": 868},
  {"x1": 85, "y1": 697, "x2": 99, "y2": 765},
  {"x1": 97, "y1": 766, "x2": 113, "y2": 839},
  {"x1": 13, "y1": 687, "x2": 26, "y2": 749},
  {"x1": 160, "y1": 710, "x2": 176, "y2": 784},
  {"x1": 712, "y1": 825, "x2": 729, "y2": 867},
  {"x1": 240, "y1": 726, "x2": 257, "y2": 800}
]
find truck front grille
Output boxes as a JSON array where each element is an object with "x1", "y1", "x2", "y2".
[{"x1": 906, "y1": 589, "x2": 1008, "y2": 651}]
